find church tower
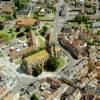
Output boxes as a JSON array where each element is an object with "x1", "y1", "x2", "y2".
[
  {"x1": 47, "y1": 32, "x2": 62, "y2": 57},
  {"x1": 27, "y1": 30, "x2": 36, "y2": 47}
]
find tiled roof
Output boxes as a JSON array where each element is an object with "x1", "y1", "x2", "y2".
[
  {"x1": 95, "y1": 61, "x2": 100, "y2": 66},
  {"x1": 10, "y1": 46, "x2": 35, "y2": 59}
]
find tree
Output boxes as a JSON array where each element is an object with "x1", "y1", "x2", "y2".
[
  {"x1": 25, "y1": 25, "x2": 32, "y2": 32},
  {"x1": 82, "y1": 16, "x2": 90, "y2": 32},
  {"x1": 46, "y1": 57, "x2": 60, "y2": 71},
  {"x1": 6, "y1": 14, "x2": 14, "y2": 20},
  {"x1": 9, "y1": 28, "x2": 13, "y2": 33},
  {"x1": 33, "y1": 11, "x2": 38, "y2": 19},
  {"x1": 75, "y1": 15, "x2": 90, "y2": 24},
  {"x1": 97, "y1": 30, "x2": 100, "y2": 35},
  {"x1": 0, "y1": 22, "x2": 4, "y2": 30},
  {"x1": 14, "y1": 0, "x2": 21, "y2": 10},
  {"x1": 30, "y1": 94, "x2": 38, "y2": 100},
  {"x1": 75, "y1": 15, "x2": 82, "y2": 24},
  {"x1": 14, "y1": 0, "x2": 30, "y2": 10},
  {"x1": 39, "y1": 26, "x2": 48, "y2": 36},
  {"x1": 75, "y1": 15, "x2": 90, "y2": 32},
  {"x1": 33, "y1": 65, "x2": 42, "y2": 76},
  {"x1": 13, "y1": 11, "x2": 17, "y2": 19}
]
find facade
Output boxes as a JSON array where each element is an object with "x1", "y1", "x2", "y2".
[{"x1": 22, "y1": 50, "x2": 49, "y2": 75}]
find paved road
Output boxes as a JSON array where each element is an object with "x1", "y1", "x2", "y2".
[
  {"x1": 0, "y1": 48, "x2": 37, "y2": 93},
  {"x1": 50, "y1": 0, "x2": 67, "y2": 44},
  {"x1": 52, "y1": 0, "x2": 80, "y2": 70}
]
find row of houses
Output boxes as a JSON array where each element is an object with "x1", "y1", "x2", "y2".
[{"x1": 58, "y1": 34, "x2": 81, "y2": 59}]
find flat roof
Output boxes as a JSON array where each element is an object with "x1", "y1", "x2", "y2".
[{"x1": 24, "y1": 50, "x2": 49, "y2": 64}]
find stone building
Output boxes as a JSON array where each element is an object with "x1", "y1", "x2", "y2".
[
  {"x1": 27, "y1": 30, "x2": 36, "y2": 47},
  {"x1": 58, "y1": 34, "x2": 81, "y2": 59},
  {"x1": 46, "y1": 33, "x2": 63, "y2": 57},
  {"x1": 22, "y1": 50, "x2": 49, "y2": 75}
]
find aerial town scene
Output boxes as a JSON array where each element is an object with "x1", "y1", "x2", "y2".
[{"x1": 0, "y1": 0, "x2": 100, "y2": 100}]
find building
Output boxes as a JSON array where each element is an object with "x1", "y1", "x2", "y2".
[
  {"x1": 80, "y1": 93, "x2": 95, "y2": 100},
  {"x1": 46, "y1": 33, "x2": 63, "y2": 57},
  {"x1": 9, "y1": 46, "x2": 35, "y2": 60},
  {"x1": 27, "y1": 30, "x2": 36, "y2": 47},
  {"x1": 0, "y1": 1, "x2": 16, "y2": 15},
  {"x1": 92, "y1": 22, "x2": 100, "y2": 29},
  {"x1": 61, "y1": 86, "x2": 75, "y2": 100},
  {"x1": 47, "y1": 83, "x2": 69, "y2": 100},
  {"x1": 95, "y1": 61, "x2": 100, "y2": 79},
  {"x1": 10, "y1": 30, "x2": 37, "y2": 60},
  {"x1": 22, "y1": 50, "x2": 49, "y2": 75},
  {"x1": 38, "y1": 78, "x2": 69, "y2": 100},
  {"x1": 58, "y1": 34, "x2": 81, "y2": 59}
]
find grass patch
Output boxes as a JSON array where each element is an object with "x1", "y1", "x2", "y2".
[
  {"x1": 38, "y1": 15, "x2": 54, "y2": 21},
  {"x1": 15, "y1": 59, "x2": 22, "y2": 65},
  {"x1": 38, "y1": 37, "x2": 45, "y2": 48},
  {"x1": 0, "y1": 16, "x2": 6, "y2": 20},
  {"x1": 20, "y1": 27, "x2": 25, "y2": 32},
  {"x1": 45, "y1": 57, "x2": 65, "y2": 72},
  {"x1": 57, "y1": 57, "x2": 65, "y2": 70},
  {"x1": 23, "y1": 47, "x2": 44, "y2": 58},
  {"x1": 0, "y1": 28, "x2": 16, "y2": 41}
]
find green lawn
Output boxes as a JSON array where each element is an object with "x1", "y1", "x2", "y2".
[
  {"x1": 29, "y1": 12, "x2": 38, "y2": 18},
  {"x1": 38, "y1": 16, "x2": 54, "y2": 21},
  {"x1": 44, "y1": 57, "x2": 65, "y2": 72},
  {"x1": 0, "y1": 28, "x2": 16, "y2": 41},
  {"x1": 0, "y1": 16, "x2": 6, "y2": 21},
  {"x1": 57, "y1": 58, "x2": 65, "y2": 70},
  {"x1": 20, "y1": 27, "x2": 25, "y2": 32},
  {"x1": 21, "y1": 0, "x2": 30, "y2": 5},
  {"x1": 15, "y1": 59, "x2": 22, "y2": 65},
  {"x1": 38, "y1": 37, "x2": 45, "y2": 48}
]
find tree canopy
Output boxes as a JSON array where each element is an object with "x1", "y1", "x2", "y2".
[
  {"x1": 30, "y1": 94, "x2": 38, "y2": 100},
  {"x1": 46, "y1": 57, "x2": 60, "y2": 71},
  {"x1": 0, "y1": 22, "x2": 4, "y2": 30},
  {"x1": 75, "y1": 15, "x2": 90, "y2": 24},
  {"x1": 33, "y1": 65, "x2": 42, "y2": 76},
  {"x1": 14, "y1": 0, "x2": 30, "y2": 10}
]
